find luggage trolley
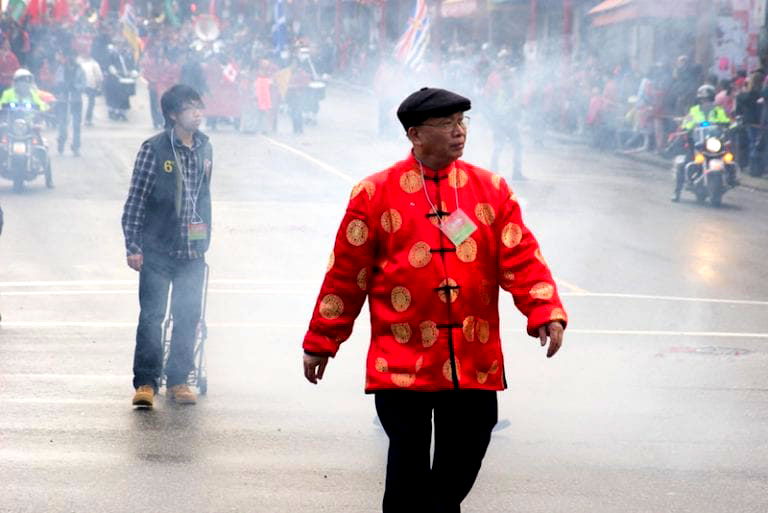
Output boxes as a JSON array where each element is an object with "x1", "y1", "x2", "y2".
[{"x1": 160, "y1": 264, "x2": 210, "y2": 395}]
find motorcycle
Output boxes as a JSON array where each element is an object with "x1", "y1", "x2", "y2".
[
  {"x1": 674, "y1": 122, "x2": 738, "y2": 207},
  {"x1": 0, "y1": 102, "x2": 52, "y2": 192}
]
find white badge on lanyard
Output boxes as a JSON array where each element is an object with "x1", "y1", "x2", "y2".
[{"x1": 439, "y1": 208, "x2": 477, "y2": 246}]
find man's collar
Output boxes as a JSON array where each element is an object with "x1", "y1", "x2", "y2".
[
  {"x1": 407, "y1": 151, "x2": 455, "y2": 178},
  {"x1": 167, "y1": 128, "x2": 208, "y2": 150}
]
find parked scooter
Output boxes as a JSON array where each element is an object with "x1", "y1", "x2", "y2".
[
  {"x1": 0, "y1": 102, "x2": 52, "y2": 192},
  {"x1": 673, "y1": 122, "x2": 738, "y2": 207}
]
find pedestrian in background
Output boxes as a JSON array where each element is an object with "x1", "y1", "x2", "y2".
[
  {"x1": 77, "y1": 47, "x2": 103, "y2": 127},
  {"x1": 302, "y1": 87, "x2": 567, "y2": 513},
  {"x1": 0, "y1": 37, "x2": 20, "y2": 91},
  {"x1": 121, "y1": 84, "x2": 213, "y2": 409},
  {"x1": 52, "y1": 47, "x2": 85, "y2": 156}
]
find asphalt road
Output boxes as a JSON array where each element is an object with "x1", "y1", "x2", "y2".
[{"x1": 0, "y1": 83, "x2": 767, "y2": 513}]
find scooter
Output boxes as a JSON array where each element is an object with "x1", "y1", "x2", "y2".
[{"x1": 0, "y1": 102, "x2": 52, "y2": 192}]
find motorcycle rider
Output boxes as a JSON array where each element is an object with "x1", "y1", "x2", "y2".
[
  {"x1": 0, "y1": 68, "x2": 49, "y2": 112},
  {"x1": 672, "y1": 84, "x2": 732, "y2": 202}
]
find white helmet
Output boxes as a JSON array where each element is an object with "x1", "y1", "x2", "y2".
[
  {"x1": 697, "y1": 84, "x2": 716, "y2": 101},
  {"x1": 13, "y1": 68, "x2": 33, "y2": 81}
]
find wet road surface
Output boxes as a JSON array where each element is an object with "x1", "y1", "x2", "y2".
[{"x1": 1, "y1": 83, "x2": 767, "y2": 513}]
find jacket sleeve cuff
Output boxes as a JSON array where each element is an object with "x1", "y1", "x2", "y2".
[
  {"x1": 303, "y1": 331, "x2": 340, "y2": 358},
  {"x1": 526, "y1": 305, "x2": 568, "y2": 337},
  {"x1": 126, "y1": 242, "x2": 143, "y2": 256}
]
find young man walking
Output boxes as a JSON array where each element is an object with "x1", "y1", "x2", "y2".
[
  {"x1": 122, "y1": 84, "x2": 213, "y2": 408},
  {"x1": 302, "y1": 87, "x2": 567, "y2": 512}
]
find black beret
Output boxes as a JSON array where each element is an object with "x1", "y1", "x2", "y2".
[{"x1": 397, "y1": 87, "x2": 471, "y2": 131}]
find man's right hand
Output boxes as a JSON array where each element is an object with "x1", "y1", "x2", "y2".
[
  {"x1": 126, "y1": 254, "x2": 143, "y2": 272},
  {"x1": 303, "y1": 353, "x2": 329, "y2": 385}
]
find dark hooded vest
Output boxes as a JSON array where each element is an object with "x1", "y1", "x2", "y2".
[{"x1": 142, "y1": 130, "x2": 212, "y2": 256}]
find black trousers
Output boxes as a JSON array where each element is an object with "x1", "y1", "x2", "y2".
[
  {"x1": 375, "y1": 390, "x2": 498, "y2": 513},
  {"x1": 132, "y1": 250, "x2": 205, "y2": 390}
]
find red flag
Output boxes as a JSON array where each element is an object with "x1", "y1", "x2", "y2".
[
  {"x1": 26, "y1": 0, "x2": 42, "y2": 24},
  {"x1": 99, "y1": 0, "x2": 109, "y2": 18},
  {"x1": 54, "y1": 0, "x2": 71, "y2": 21}
]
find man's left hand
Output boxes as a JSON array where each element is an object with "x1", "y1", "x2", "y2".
[{"x1": 538, "y1": 322, "x2": 564, "y2": 358}]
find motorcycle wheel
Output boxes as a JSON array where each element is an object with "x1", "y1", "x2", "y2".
[
  {"x1": 708, "y1": 174, "x2": 724, "y2": 207},
  {"x1": 694, "y1": 189, "x2": 707, "y2": 204},
  {"x1": 44, "y1": 161, "x2": 53, "y2": 189}
]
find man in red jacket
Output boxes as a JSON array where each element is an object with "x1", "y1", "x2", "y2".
[{"x1": 302, "y1": 87, "x2": 567, "y2": 513}]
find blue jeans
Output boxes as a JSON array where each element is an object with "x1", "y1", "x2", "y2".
[{"x1": 132, "y1": 250, "x2": 205, "y2": 389}]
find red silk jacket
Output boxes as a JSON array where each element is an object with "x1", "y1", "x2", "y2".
[{"x1": 303, "y1": 153, "x2": 568, "y2": 392}]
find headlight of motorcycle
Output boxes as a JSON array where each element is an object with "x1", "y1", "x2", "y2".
[
  {"x1": 12, "y1": 118, "x2": 28, "y2": 136},
  {"x1": 705, "y1": 137, "x2": 722, "y2": 153}
]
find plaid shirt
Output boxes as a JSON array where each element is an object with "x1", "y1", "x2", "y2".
[{"x1": 121, "y1": 131, "x2": 208, "y2": 259}]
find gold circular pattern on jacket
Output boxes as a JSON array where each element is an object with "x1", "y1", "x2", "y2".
[
  {"x1": 391, "y1": 373, "x2": 416, "y2": 387},
  {"x1": 456, "y1": 237, "x2": 477, "y2": 263},
  {"x1": 391, "y1": 323, "x2": 412, "y2": 343},
  {"x1": 346, "y1": 219, "x2": 369, "y2": 246},
  {"x1": 476, "y1": 318, "x2": 490, "y2": 343},
  {"x1": 489, "y1": 360, "x2": 500, "y2": 374},
  {"x1": 448, "y1": 168, "x2": 468, "y2": 188},
  {"x1": 400, "y1": 170, "x2": 423, "y2": 193},
  {"x1": 442, "y1": 359, "x2": 460, "y2": 382},
  {"x1": 420, "y1": 320, "x2": 438, "y2": 347},
  {"x1": 476, "y1": 371, "x2": 488, "y2": 384},
  {"x1": 375, "y1": 357, "x2": 388, "y2": 372},
  {"x1": 437, "y1": 278, "x2": 459, "y2": 303},
  {"x1": 327, "y1": 251, "x2": 335, "y2": 273},
  {"x1": 530, "y1": 282, "x2": 555, "y2": 300},
  {"x1": 408, "y1": 241, "x2": 432, "y2": 268},
  {"x1": 380, "y1": 209, "x2": 403, "y2": 233},
  {"x1": 357, "y1": 268, "x2": 369, "y2": 291},
  {"x1": 501, "y1": 222, "x2": 523, "y2": 248},
  {"x1": 474, "y1": 203, "x2": 495, "y2": 225},
  {"x1": 319, "y1": 294, "x2": 344, "y2": 319},
  {"x1": 491, "y1": 174, "x2": 502, "y2": 189},
  {"x1": 550, "y1": 307, "x2": 567, "y2": 322},
  {"x1": 391, "y1": 286, "x2": 412, "y2": 312},
  {"x1": 351, "y1": 180, "x2": 375, "y2": 200},
  {"x1": 462, "y1": 316, "x2": 476, "y2": 342}
]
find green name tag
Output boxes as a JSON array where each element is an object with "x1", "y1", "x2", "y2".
[
  {"x1": 188, "y1": 222, "x2": 208, "y2": 241},
  {"x1": 440, "y1": 208, "x2": 477, "y2": 246}
]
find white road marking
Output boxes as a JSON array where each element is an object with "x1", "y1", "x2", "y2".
[
  {"x1": 262, "y1": 135, "x2": 356, "y2": 184},
  {"x1": 1, "y1": 321, "x2": 766, "y2": 339},
  {"x1": 561, "y1": 292, "x2": 768, "y2": 307},
  {"x1": 2, "y1": 282, "x2": 768, "y2": 307}
]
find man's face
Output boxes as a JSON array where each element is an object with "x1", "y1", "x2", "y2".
[
  {"x1": 172, "y1": 102, "x2": 204, "y2": 132},
  {"x1": 410, "y1": 112, "x2": 469, "y2": 164}
]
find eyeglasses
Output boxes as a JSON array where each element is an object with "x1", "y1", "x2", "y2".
[{"x1": 420, "y1": 116, "x2": 470, "y2": 132}]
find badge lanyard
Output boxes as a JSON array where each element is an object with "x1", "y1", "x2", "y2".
[
  {"x1": 417, "y1": 159, "x2": 477, "y2": 246},
  {"x1": 171, "y1": 128, "x2": 207, "y2": 240}
]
